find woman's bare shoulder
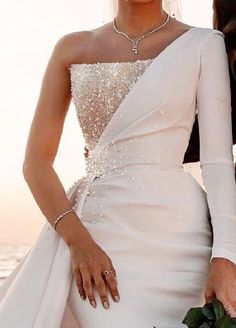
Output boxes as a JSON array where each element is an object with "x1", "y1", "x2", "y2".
[
  {"x1": 57, "y1": 23, "x2": 116, "y2": 67},
  {"x1": 55, "y1": 23, "x2": 111, "y2": 67},
  {"x1": 51, "y1": 30, "x2": 96, "y2": 69}
]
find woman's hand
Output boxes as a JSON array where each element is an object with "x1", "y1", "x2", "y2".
[
  {"x1": 204, "y1": 257, "x2": 236, "y2": 317},
  {"x1": 69, "y1": 238, "x2": 120, "y2": 309}
]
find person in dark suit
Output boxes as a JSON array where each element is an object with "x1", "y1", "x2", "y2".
[{"x1": 183, "y1": 0, "x2": 236, "y2": 177}]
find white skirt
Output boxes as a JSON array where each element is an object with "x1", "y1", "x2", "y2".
[{"x1": 0, "y1": 164, "x2": 213, "y2": 328}]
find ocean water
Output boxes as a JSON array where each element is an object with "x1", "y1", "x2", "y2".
[{"x1": 0, "y1": 244, "x2": 31, "y2": 286}]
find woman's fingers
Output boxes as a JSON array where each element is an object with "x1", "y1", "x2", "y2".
[
  {"x1": 205, "y1": 258, "x2": 236, "y2": 318},
  {"x1": 92, "y1": 269, "x2": 110, "y2": 309},
  {"x1": 70, "y1": 243, "x2": 120, "y2": 309},
  {"x1": 78, "y1": 263, "x2": 120, "y2": 309},
  {"x1": 74, "y1": 267, "x2": 86, "y2": 300},
  {"x1": 107, "y1": 258, "x2": 118, "y2": 284},
  {"x1": 80, "y1": 265, "x2": 97, "y2": 308},
  {"x1": 214, "y1": 290, "x2": 236, "y2": 318},
  {"x1": 103, "y1": 271, "x2": 120, "y2": 303},
  {"x1": 206, "y1": 288, "x2": 236, "y2": 318},
  {"x1": 225, "y1": 306, "x2": 236, "y2": 318}
]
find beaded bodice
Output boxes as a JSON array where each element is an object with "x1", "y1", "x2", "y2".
[{"x1": 69, "y1": 58, "x2": 154, "y2": 151}]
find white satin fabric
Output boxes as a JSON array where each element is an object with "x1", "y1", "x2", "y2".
[{"x1": 0, "y1": 27, "x2": 236, "y2": 328}]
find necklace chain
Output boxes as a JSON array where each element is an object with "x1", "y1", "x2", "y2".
[{"x1": 112, "y1": 14, "x2": 170, "y2": 55}]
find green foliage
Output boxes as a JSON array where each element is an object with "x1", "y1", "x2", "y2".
[{"x1": 182, "y1": 299, "x2": 236, "y2": 328}]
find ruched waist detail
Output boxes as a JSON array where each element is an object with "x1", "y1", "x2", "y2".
[{"x1": 85, "y1": 143, "x2": 184, "y2": 180}]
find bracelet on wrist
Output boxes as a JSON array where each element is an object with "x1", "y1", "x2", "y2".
[{"x1": 53, "y1": 208, "x2": 76, "y2": 230}]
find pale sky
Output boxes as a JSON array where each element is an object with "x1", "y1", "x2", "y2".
[{"x1": 0, "y1": 0, "x2": 235, "y2": 244}]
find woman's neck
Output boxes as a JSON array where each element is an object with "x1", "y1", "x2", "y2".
[{"x1": 116, "y1": 0, "x2": 166, "y2": 38}]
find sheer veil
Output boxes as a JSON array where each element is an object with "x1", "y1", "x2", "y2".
[{"x1": 102, "y1": 0, "x2": 182, "y2": 24}]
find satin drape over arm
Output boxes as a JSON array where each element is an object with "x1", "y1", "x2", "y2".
[{"x1": 197, "y1": 30, "x2": 236, "y2": 264}]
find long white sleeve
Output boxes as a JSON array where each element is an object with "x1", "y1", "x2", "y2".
[{"x1": 197, "y1": 29, "x2": 236, "y2": 265}]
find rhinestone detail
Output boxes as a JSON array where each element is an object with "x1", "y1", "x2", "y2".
[
  {"x1": 69, "y1": 59, "x2": 154, "y2": 152},
  {"x1": 68, "y1": 60, "x2": 157, "y2": 224}
]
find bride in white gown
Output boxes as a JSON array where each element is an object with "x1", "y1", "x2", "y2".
[{"x1": 1, "y1": 0, "x2": 236, "y2": 327}]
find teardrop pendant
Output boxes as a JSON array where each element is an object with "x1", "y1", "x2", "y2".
[{"x1": 132, "y1": 41, "x2": 138, "y2": 55}]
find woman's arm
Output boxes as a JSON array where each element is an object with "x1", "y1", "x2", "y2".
[
  {"x1": 22, "y1": 33, "x2": 120, "y2": 308},
  {"x1": 197, "y1": 29, "x2": 236, "y2": 265},
  {"x1": 22, "y1": 34, "x2": 94, "y2": 246}
]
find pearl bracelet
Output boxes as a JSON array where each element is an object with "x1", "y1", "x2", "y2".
[{"x1": 53, "y1": 209, "x2": 75, "y2": 230}]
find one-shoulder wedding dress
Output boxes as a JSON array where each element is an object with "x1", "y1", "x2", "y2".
[{"x1": 0, "y1": 27, "x2": 236, "y2": 328}]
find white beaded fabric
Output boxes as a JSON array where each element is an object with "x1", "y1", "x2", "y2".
[{"x1": 69, "y1": 58, "x2": 154, "y2": 151}]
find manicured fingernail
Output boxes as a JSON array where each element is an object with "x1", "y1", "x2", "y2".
[
  {"x1": 91, "y1": 300, "x2": 96, "y2": 308},
  {"x1": 114, "y1": 295, "x2": 120, "y2": 302},
  {"x1": 103, "y1": 301, "x2": 109, "y2": 309},
  {"x1": 80, "y1": 294, "x2": 85, "y2": 300}
]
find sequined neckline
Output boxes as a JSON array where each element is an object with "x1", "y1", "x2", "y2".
[
  {"x1": 70, "y1": 57, "x2": 154, "y2": 69},
  {"x1": 70, "y1": 54, "x2": 154, "y2": 151}
]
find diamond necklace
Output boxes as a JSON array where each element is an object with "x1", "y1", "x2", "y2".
[{"x1": 112, "y1": 14, "x2": 170, "y2": 55}]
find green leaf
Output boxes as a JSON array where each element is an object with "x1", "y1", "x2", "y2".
[
  {"x1": 212, "y1": 299, "x2": 225, "y2": 320},
  {"x1": 213, "y1": 316, "x2": 232, "y2": 328},
  {"x1": 202, "y1": 303, "x2": 216, "y2": 321},
  {"x1": 182, "y1": 307, "x2": 206, "y2": 327}
]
